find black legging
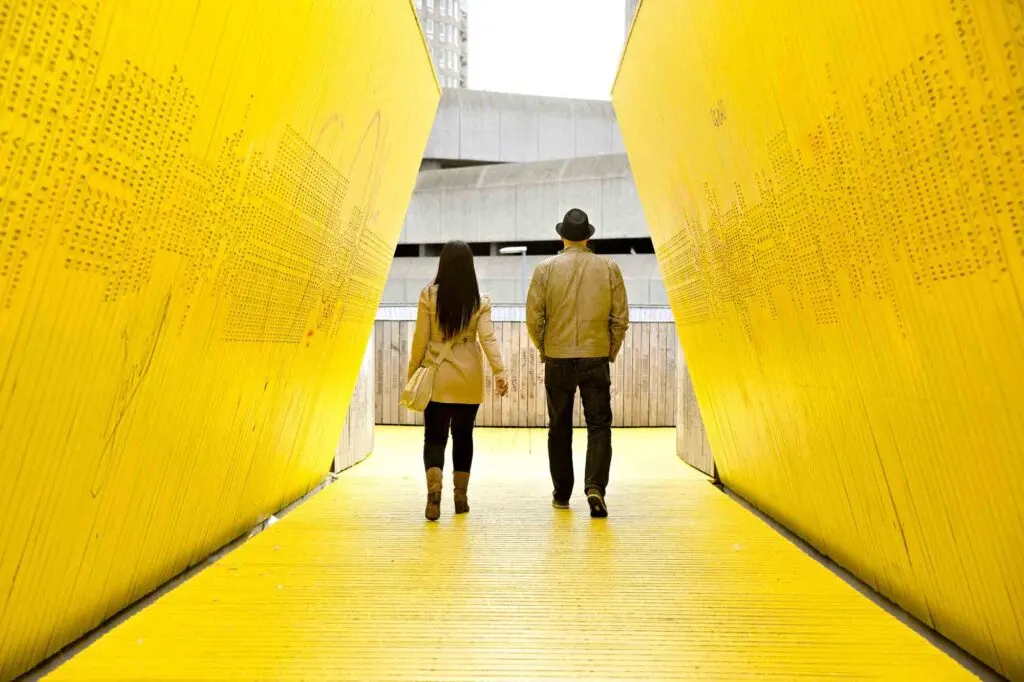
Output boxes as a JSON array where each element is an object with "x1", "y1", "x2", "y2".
[{"x1": 423, "y1": 402, "x2": 480, "y2": 472}]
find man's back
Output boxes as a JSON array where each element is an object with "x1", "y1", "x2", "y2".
[
  {"x1": 528, "y1": 208, "x2": 627, "y2": 517},
  {"x1": 526, "y1": 245, "x2": 629, "y2": 361}
]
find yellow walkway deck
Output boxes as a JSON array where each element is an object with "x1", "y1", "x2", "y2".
[{"x1": 48, "y1": 429, "x2": 975, "y2": 680}]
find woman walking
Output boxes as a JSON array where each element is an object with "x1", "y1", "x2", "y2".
[{"x1": 408, "y1": 241, "x2": 509, "y2": 521}]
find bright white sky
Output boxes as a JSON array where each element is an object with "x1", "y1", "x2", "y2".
[{"x1": 467, "y1": 0, "x2": 627, "y2": 101}]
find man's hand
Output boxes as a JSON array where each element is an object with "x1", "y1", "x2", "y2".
[{"x1": 495, "y1": 376, "x2": 510, "y2": 397}]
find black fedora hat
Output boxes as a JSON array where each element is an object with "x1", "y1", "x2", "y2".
[{"x1": 556, "y1": 208, "x2": 596, "y2": 241}]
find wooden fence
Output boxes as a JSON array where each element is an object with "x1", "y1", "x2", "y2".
[
  {"x1": 334, "y1": 328, "x2": 375, "y2": 473},
  {"x1": 375, "y1": 306, "x2": 678, "y2": 427},
  {"x1": 676, "y1": 338, "x2": 716, "y2": 478}
]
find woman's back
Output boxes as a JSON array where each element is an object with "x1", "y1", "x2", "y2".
[
  {"x1": 410, "y1": 285, "x2": 502, "y2": 405},
  {"x1": 407, "y1": 240, "x2": 509, "y2": 521},
  {"x1": 407, "y1": 243, "x2": 507, "y2": 406}
]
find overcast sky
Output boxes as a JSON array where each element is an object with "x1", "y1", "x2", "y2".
[{"x1": 467, "y1": 0, "x2": 627, "y2": 100}]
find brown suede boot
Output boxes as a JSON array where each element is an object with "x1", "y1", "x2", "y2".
[
  {"x1": 425, "y1": 467, "x2": 443, "y2": 521},
  {"x1": 453, "y1": 471, "x2": 470, "y2": 514}
]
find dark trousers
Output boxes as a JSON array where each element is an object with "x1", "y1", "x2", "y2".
[
  {"x1": 544, "y1": 358, "x2": 613, "y2": 501},
  {"x1": 423, "y1": 402, "x2": 480, "y2": 473}
]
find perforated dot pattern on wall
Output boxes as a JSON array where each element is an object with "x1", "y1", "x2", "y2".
[
  {"x1": 615, "y1": 0, "x2": 1024, "y2": 678},
  {"x1": 0, "y1": 1, "x2": 438, "y2": 679}
]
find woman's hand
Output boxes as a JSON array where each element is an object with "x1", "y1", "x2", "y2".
[{"x1": 495, "y1": 375, "x2": 509, "y2": 397}]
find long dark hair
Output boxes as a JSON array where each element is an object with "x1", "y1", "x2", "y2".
[{"x1": 434, "y1": 240, "x2": 481, "y2": 340}]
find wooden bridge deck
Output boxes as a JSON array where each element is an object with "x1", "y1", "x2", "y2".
[{"x1": 48, "y1": 428, "x2": 975, "y2": 680}]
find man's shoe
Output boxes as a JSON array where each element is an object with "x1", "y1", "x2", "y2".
[
  {"x1": 552, "y1": 497, "x2": 570, "y2": 510},
  {"x1": 586, "y1": 490, "x2": 608, "y2": 518}
]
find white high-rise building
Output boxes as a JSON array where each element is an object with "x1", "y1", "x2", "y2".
[
  {"x1": 415, "y1": 0, "x2": 468, "y2": 88},
  {"x1": 626, "y1": 0, "x2": 639, "y2": 35}
]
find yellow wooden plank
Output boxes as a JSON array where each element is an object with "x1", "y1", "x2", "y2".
[
  {"x1": 499, "y1": 321, "x2": 507, "y2": 426},
  {"x1": 615, "y1": 0, "x2": 1024, "y2": 675},
  {"x1": 535, "y1": 347, "x2": 546, "y2": 428},
  {"x1": 510, "y1": 319, "x2": 522, "y2": 426},
  {"x1": 648, "y1": 323, "x2": 660, "y2": 427},
  {"x1": 622, "y1": 324, "x2": 634, "y2": 427},
  {"x1": 47, "y1": 428, "x2": 975, "y2": 681},
  {"x1": 399, "y1": 322, "x2": 413, "y2": 427},
  {"x1": 656, "y1": 323, "x2": 670, "y2": 427},
  {"x1": 524, "y1": 325, "x2": 537, "y2": 427},
  {"x1": 374, "y1": 321, "x2": 384, "y2": 426},
  {"x1": 382, "y1": 321, "x2": 394, "y2": 425},
  {"x1": 610, "y1": 338, "x2": 621, "y2": 428},
  {"x1": 639, "y1": 323, "x2": 651, "y2": 427},
  {"x1": 484, "y1": 352, "x2": 496, "y2": 428}
]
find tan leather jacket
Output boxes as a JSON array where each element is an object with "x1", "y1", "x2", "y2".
[
  {"x1": 526, "y1": 245, "x2": 629, "y2": 361},
  {"x1": 408, "y1": 286, "x2": 508, "y2": 405}
]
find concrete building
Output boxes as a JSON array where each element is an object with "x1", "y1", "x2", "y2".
[
  {"x1": 423, "y1": 89, "x2": 625, "y2": 166},
  {"x1": 400, "y1": 155, "x2": 643, "y2": 245},
  {"x1": 415, "y1": 0, "x2": 468, "y2": 88},
  {"x1": 394, "y1": 4, "x2": 662, "y2": 307},
  {"x1": 385, "y1": 251, "x2": 664, "y2": 307},
  {"x1": 386, "y1": 89, "x2": 665, "y2": 306}
]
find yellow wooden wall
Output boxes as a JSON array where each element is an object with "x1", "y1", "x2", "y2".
[
  {"x1": 0, "y1": 1, "x2": 437, "y2": 679},
  {"x1": 614, "y1": 0, "x2": 1024, "y2": 678}
]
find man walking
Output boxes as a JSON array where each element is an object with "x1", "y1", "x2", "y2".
[{"x1": 526, "y1": 208, "x2": 629, "y2": 518}]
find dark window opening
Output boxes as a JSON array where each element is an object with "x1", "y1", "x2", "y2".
[
  {"x1": 589, "y1": 238, "x2": 655, "y2": 255},
  {"x1": 395, "y1": 237, "x2": 655, "y2": 258},
  {"x1": 496, "y1": 240, "x2": 562, "y2": 256},
  {"x1": 421, "y1": 158, "x2": 507, "y2": 170}
]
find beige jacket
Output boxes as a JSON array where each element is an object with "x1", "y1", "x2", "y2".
[
  {"x1": 526, "y1": 245, "x2": 629, "y2": 361},
  {"x1": 408, "y1": 286, "x2": 508, "y2": 405}
]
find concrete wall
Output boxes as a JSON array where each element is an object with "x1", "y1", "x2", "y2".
[
  {"x1": 399, "y1": 155, "x2": 646, "y2": 243},
  {"x1": 424, "y1": 89, "x2": 625, "y2": 163},
  {"x1": 384, "y1": 254, "x2": 666, "y2": 306}
]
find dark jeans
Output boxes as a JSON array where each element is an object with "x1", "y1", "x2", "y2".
[
  {"x1": 423, "y1": 402, "x2": 480, "y2": 473},
  {"x1": 544, "y1": 357, "x2": 613, "y2": 501}
]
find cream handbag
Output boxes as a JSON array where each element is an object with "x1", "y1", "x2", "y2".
[{"x1": 400, "y1": 338, "x2": 456, "y2": 412}]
